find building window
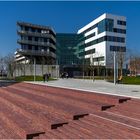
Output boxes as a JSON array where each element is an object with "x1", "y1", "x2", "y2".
[
  {"x1": 25, "y1": 26, "x2": 29, "y2": 31},
  {"x1": 113, "y1": 28, "x2": 126, "y2": 34},
  {"x1": 28, "y1": 36, "x2": 32, "y2": 41},
  {"x1": 117, "y1": 20, "x2": 126, "y2": 26},
  {"x1": 85, "y1": 49, "x2": 95, "y2": 55},
  {"x1": 105, "y1": 19, "x2": 114, "y2": 32},
  {"x1": 31, "y1": 28, "x2": 35, "y2": 32},
  {"x1": 85, "y1": 36, "x2": 125, "y2": 47},
  {"x1": 98, "y1": 19, "x2": 106, "y2": 34},
  {"x1": 110, "y1": 46, "x2": 126, "y2": 52},
  {"x1": 79, "y1": 51, "x2": 85, "y2": 57},
  {"x1": 80, "y1": 24, "x2": 97, "y2": 35},
  {"x1": 93, "y1": 56, "x2": 104, "y2": 62},
  {"x1": 98, "y1": 18, "x2": 114, "y2": 34},
  {"x1": 85, "y1": 32, "x2": 95, "y2": 40},
  {"x1": 81, "y1": 19, "x2": 126, "y2": 35}
]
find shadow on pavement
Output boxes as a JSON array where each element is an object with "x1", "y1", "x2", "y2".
[{"x1": 0, "y1": 80, "x2": 20, "y2": 87}]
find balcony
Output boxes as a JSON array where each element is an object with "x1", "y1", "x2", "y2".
[
  {"x1": 17, "y1": 30, "x2": 56, "y2": 42},
  {"x1": 17, "y1": 21, "x2": 56, "y2": 34},
  {"x1": 17, "y1": 39, "x2": 56, "y2": 50},
  {"x1": 17, "y1": 48, "x2": 56, "y2": 58}
]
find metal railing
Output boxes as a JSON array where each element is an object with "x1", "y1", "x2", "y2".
[
  {"x1": 17, "y1": 49, "x2": 56, "y2": 58},
  {"x1": 17, "y1": 39, "x2": 56, "y2": 49},
  {"x1": 17, "y1": 30, "x2": 56, "y2": 42}
]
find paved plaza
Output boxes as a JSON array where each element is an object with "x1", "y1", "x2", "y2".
[
  {"x1": 30, "y1": 78, "x2": 140, "y2": 99},
  {"x1": 0, "y1": 82, "x2": 140, "y2": 138}
]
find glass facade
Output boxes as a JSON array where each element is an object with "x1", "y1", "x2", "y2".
[
  {"x1": 78, "y1": 35, "x2": 125, "y2": 48},
  {"x1": 76, "y1": 34, "x2": 85, "y2": 59},
  {"x1": 56, "y1": 33, "x2": 80, "y2": 66},
  {"x1": 98, "y1": 18, "x2": 114, "y2": 34}
]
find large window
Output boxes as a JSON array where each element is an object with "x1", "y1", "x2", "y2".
[
  {"x1": 98, "y1": 19, "x2": 106, "y2": 34},
  {"x1": 98, "y1": 18, "x2": 114, "y2": 34},
  {"x1": 84, "y1": 35, "x2": 125, "y2": 48},
  {"x1": 106, "y1": 19, "x2": 114, "y2": 32}
]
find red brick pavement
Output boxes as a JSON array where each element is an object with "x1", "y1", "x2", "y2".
[{"x1": 0, "y1": 82, "x2": 139, "y2": 139}]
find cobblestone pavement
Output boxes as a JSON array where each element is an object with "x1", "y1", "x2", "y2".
[{"x1": 29, "y1": 78, "x2": 140, "y2": 99}]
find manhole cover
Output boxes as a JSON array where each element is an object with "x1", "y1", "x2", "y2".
[{"x1": 132, "y1": 90, "x2": 139, "y2": 92}]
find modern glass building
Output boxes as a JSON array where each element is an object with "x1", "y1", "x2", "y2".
[
  {"x1": 14, "y1": 13, "x2": 126, "y2": 77},
  {"x1": 56, "y1": 33, "x2": 81, "y2": 77},
  {"x1": 77, "y1": 13, "x2": 126, "y2": 69}
]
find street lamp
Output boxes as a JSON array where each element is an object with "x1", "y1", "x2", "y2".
[
  {"x1": 90, "y1": 54, "x2": 95, "y2": 82},
  {"x1": 114, "y1": 51, "x2": 117, "y2": 84},
  {"x1": 33, "y1": 57, "x2": 36, "y2": 82}
]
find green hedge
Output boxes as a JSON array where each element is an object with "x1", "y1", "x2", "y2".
[
  {"x1": 15, "y1": 76, "x2": 56, "y2": 82},
  {"x1": 122, "y1": 76, "x2": 140, "y2": 85}
]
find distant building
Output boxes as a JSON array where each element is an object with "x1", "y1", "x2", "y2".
[
  {"x1": 14, "y1": 22, "x2": 59, "y2": 77},
  {"x1": 14, "y1": 13, "x2": 127, "y2": 77},
  {"x1": 15, "y1": 22, "x2": 56, "y2": 64},
  {"x1": 77, "y1": 13, "x2": 126, "y2": 68}
]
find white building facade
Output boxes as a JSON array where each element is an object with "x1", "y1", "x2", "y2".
[{"x1": 77, "y1": 13, "x2": 126, "y2": 68}]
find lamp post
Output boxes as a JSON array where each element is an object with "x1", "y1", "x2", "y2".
[
  {"x1": 90, "y1": 54, "x2": 95, "y2": 82},
  {"x1": 114, "y1": 51, "x2": 117, "y2": 84},
  {"x1": 34, "y1": 57, "x2": 36, "y2": 82},
  {"x1": 82, "y1": 58, "x2": 85, "y2": 79}
]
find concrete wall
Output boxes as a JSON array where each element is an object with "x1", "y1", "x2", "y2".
[{"x1": 14, "y1": 64, "x2": 59, "y2": 78}]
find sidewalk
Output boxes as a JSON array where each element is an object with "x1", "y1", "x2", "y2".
[{"x1": 29, "y1": 78, "x2": 140, "y2": 99}]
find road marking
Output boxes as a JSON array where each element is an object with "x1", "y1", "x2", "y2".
[
  {"x1": 90, "y1": 113, "x2": 140, "y2": 131},
  {"x1": 105, "y1": 111, "x2": 140, "y2": 122}
]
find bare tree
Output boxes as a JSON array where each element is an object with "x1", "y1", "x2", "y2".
[
  {"x1": 0, "y1": 56, "x2": 4, "y2": 76},
  {"x1": 117, "y1": 51, "x2": 125, "y2": 78},
  {"x1": 3, "y1": 53, "x2": 16, "y2": 78},
  {"x1": 124, "y1": 48, "x2": 140, "y2": 76},
  {"x1": 129, "y1": 56, "x2": 140, "y2": 76}
]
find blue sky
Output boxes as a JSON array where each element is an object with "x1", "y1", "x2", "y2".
[{"x1": 0, "y1": 1, "x2": 140, "y2": 56}]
